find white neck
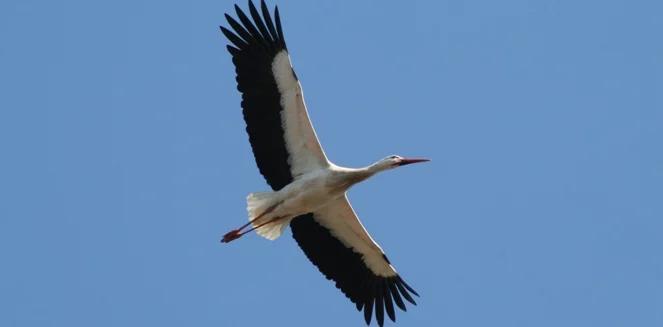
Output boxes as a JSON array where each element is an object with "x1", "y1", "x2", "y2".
[
  {"x1": 332, "y1": 159, "x2": 391, "y2": 190},
  {"x1": 366, "y1": 159, "x2": 393, "y2": 175}
]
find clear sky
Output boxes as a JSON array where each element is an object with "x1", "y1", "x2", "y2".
[{"x1": 1, "y1": 0, "x2": 662, "y2": 326}]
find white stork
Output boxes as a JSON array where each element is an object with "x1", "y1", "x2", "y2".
[{"x1": 220, "y1": 1, "x2": 429, "y2": 326}]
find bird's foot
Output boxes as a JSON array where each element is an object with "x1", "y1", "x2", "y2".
[{"x1": 221, "y1": 229, "x2": 243, "y2": 243}]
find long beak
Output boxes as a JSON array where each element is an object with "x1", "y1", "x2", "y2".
[{"x1": 398, "y1": 157, "x2": 431, "y2": 166}]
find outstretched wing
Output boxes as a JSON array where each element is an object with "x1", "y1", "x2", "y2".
[
  {"x1": 221, "y1": 0, "x2": 329, "y2": 191},
  {"x1": 291, "y1": 196, "x2": 419, "y2": 327}
]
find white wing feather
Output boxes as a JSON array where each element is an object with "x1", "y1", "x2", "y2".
[
  {"x1": 272, "y1": 51, "x2": 329, "y2": 177},
  {"x1": 312, "y1": 195, "x2": 398, "y2": 277}
]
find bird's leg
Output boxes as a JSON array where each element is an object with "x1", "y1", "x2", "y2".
[
  {"x1": 233, "y1": 203, "x2": 278, "y2": 232},
  {"x1": 221, "y1": 215, "x2": 288, "y2": 243},
  {"x1": 220, "y1": 203, "x2": 280, "y2": 243},
  {"x1": 220, "y1": 229, "x2": 243, "y2": 243},
  {"x1": 243, "y1": 215, "x2": 287, "y2": 234}
]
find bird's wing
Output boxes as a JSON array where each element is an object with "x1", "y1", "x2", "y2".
[
  {"x1": 291, "y1": 195, "x2": 419, "y2": 327},
  {"x1": 221, "y1": 1, "x2": 329, "y2": 191}
]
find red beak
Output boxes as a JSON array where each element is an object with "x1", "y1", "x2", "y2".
[{"x1": 398, "y1": 157, "x2": 431, "y2": 166}]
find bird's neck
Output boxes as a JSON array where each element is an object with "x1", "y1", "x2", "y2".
[
  {"x1": 333, "y1": 163, "x2": 377, "y2": 188},
  {"x1": 332, "y1": 160, "x2": 389, "y2": 191},
  {"x1": 366, "y1": 160, "x2": 391, "y2": 175}
]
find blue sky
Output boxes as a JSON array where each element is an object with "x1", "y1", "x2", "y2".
[{"x1": 1, "y1": 0, "x2": 662, "y2": 326}]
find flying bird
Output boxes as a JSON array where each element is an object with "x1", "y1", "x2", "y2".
[{"x1": 220, "y1": 1, "x2": 429, "y2": 326}]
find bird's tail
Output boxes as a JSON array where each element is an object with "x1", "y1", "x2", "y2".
[{"x1": 246, "y1": 192, "x2": 289, "y2": 240}]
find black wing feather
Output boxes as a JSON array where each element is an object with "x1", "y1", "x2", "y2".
[
  {"x1": 364, "y1": 291, "x2": 374, "y2": 325},
  {"x1": 234, "y1": 4, "x2": 266, "y2": 46},
  {"x1": 388, "y1": 282, "x2": 407, "y2": 312},
  {"x1": 222, "y1": 1, "x2": 291, "y2": 190},
  {"x1": 375, "y1": 283, "x2": 384, "y2": 327},
  {"x1": 248, "y1": 1, "x2": 273, "y2": 43},
  {"x1": 383, "y1": 280, "x2": 396, "y2": 323},
  {"x1": 224, "y1": 14, "x2": 252, "y2": 44},
  {"x1": 220, "y1": 26, "x2": 247, "y2": 49},
  {"x1": 274, "y1": 7, "x2": 286, "y2": 49},
  {"x1": 260, "y1": 0, "x2": 278, "y2": 42},
  {"x1": 398, "y1": 276, "x2": 420, "y2": 297},
  {"x1": 226, "y1": 45, "x2": 240, "y2": 56},
  {"x1": 395, "y1": 280, "x2": 417, "y2": 305},
  {"x1": 291, "y1": 214, "x2": 418, "y2": 325}
]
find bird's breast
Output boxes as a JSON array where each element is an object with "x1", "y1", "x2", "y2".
[{"x1": 276, "y1": 170, "x2": 345, "y2": 216}]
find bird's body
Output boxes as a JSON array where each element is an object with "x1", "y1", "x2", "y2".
[
  {"x1": 244, "y1": 166, "x2": 354, "y2": 239},
  {"x1": 272, "y1": 167, "x2": 344, "y2": 215},
  {"x1": 242, "y1": 163, "x2": 393, "y2": 240},
  {"x1": 259, "y1": 165, "x2": 365, "y2": 218},
  {"x1": 220, "y1": 1, "x2": 429, "y2": 326}
]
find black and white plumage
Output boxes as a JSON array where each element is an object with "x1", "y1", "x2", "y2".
[{"x1": 220, "y1": 1, "x2": 428, "y2": 326}]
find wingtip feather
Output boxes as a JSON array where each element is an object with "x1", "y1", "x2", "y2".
[{"x1": 383, "y1": 281, "x2": 396, "y2": 322}]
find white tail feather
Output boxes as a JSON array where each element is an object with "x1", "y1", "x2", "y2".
[
  {"x1": 246, "y1": 192, "x2": 288, "y2": 240},
  {"x1": 246, "y1": 192, "x2": 272, "y2": 218}
]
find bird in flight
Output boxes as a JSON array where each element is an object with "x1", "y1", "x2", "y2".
[{"x1": 220, "y1": 1, "x2": 429, "y2": 326}]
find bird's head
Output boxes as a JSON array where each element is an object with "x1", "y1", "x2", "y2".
[{"x1": 373, "y1": 155, "x2": 430, "y2": 172}]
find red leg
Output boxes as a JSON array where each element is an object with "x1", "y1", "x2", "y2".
[
  {"x1": 220, "y1": 203, "x2": 283, "y2": 244},
  {"x1": 220, "y1": 215, "x2": 288, "y2": 243}
]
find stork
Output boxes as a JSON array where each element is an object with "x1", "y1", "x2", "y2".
[{"x1": 220, "y1": 1, "x2": 429, "y2": 326}]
